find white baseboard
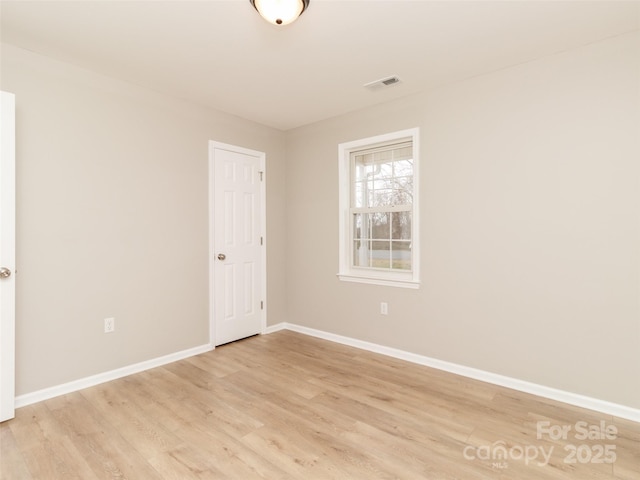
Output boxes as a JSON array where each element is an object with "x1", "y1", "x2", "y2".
[
  {"x1": 15, "y1": 343, "x2": 212, "y2": 409},
  {"x1": 264, "y1": 323, "x2": 287, "y2": 334},
  {"x1": 268, "y1": 322, "x2": 640, "y2": 423}
]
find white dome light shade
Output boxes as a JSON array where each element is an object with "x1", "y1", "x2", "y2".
[{"x1": 250, "y1": 0, "x2": 310, "y2": 26}]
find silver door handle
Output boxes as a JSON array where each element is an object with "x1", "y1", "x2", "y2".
[
  {"x1": 0, "y1": 267, "x2": 11, "y2": 279},
  {"x1": 217, "y1": 254, "x2": 226, "y2": 261}
]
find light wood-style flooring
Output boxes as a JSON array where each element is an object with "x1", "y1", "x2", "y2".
[{"x1": 1, "y1": 330, "x2": 639, "y2": 479}]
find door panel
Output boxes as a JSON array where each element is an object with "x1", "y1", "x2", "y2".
[
  {"x1": 210, "y1": 143, "x2": 264, "y2": 346},
  {"x1": 0, "y1": 91, "x2": 16, "y2": 422}
]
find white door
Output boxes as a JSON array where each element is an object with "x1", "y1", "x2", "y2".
[
  {"x1": 209, "y1": 142, "x2": 265, "y2": 346},
  {"x1": 0, "y1": 91, "x2": 16, "y2": 422}
]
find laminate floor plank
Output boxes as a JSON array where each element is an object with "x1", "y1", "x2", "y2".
[
  {"x1": 45, "y1": 393, "x2": 164, "y2": 480},
  {"x1": 0, "y1": 420, "x2": 32, "y2": 480}
]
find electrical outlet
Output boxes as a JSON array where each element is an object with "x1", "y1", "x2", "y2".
[
  {"x1": 104, "y1": 317, "x2": 115, "y2": 333},
  {"x1": 380, "y1": 302, "x2": 388, "y2": 315}
]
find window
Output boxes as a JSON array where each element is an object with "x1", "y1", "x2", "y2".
[{"x1": 338, "y1": 128, "x2": 419, "y2": 288}]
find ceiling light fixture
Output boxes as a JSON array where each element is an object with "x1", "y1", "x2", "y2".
[{"x1": 250, "y1": 0, "x2": 310, "y2": 26}]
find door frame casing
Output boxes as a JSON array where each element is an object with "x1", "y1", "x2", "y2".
[
  {"x1": 208, "y1": 141, "x2": 266, "y2": 348},
  {"x1": 0, "y1": 91, "x2": 16, "y2": 422}
]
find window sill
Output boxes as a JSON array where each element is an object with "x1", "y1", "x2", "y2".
[{"x1": 337, "y1": 273, "x2": 420, "y2": 289}]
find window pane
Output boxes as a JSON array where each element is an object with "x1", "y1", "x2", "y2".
[
  {"x1": 391, "y1": 241, "x2": 412, "y2": 270},
  {"x1": 354, "y1": 182, "x2": 364, "y2": 207},
  {"x1": 393, "y1": 176, "x2": 413, "y2": 203},
  {"x1": 371, "y1": 188, "x2": 393, "y2": 207},
  {"x1": 370, "y1": 212, "x2": 389, "y2": 239},
  {"x1": 353, "y1": 240, "x2": 370, "y2": 267},
  {"x1": 379, "y1": 162, "x2": 393, "y2": 179},
  {"x1": 371, "y1": 241, "x2": 391, "y2": 269},
  {"x1": 354, "y1": 159, "x2": 375, "y2": 181},
  {"x1": 393, "y1": 159, "x2": 413, "y2": 176},
  {"x1": 353, "y1": 213, "x2": 362, "y2": 239},
  {"x1": 373, "y1": 178, "x2": 390, "y2": 190},
  {"x1": 366, "y1": 181, "x2": 374, "y2": 206},
  {"x1": 392, "y1": 211, "x2": 411, "y2": 239}
]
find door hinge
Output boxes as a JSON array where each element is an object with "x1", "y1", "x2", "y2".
[
  {"x1": 259, "y1": 171, "x2": 264, "y2": 181},
  {"x1": 260, "y1": 236, "x2": 264, "y2": 246},
  {"x1": 260, "y1": 301, "x2": 264, "y2": 310}
]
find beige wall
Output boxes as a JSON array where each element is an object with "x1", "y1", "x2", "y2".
[
  {"x1": 0, "y1": 44, "x2": 287, "y2": 396},
  {"x1": 285, "y1": 32, "x2": 640, "y2": 409}
]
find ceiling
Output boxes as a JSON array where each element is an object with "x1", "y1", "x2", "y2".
[{"x1": 1, "y1": 1, "x2": 638, "y2": 131}]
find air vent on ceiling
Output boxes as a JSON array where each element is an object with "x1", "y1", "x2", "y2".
[{"x1": 364, "y1": 75, "x2": 401, "y2": 89}]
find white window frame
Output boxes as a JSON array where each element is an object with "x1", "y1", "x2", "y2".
[{"x1": 338, "y1": 128, "x2": 420, "y2": 289}]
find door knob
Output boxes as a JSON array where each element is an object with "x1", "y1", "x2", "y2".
[
  {"x1": 217, "y1": 254, "x2": 226, "y2": 261},
  {"x1": 0, "y1": 267, "x2": 11, "y2": 279}
]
